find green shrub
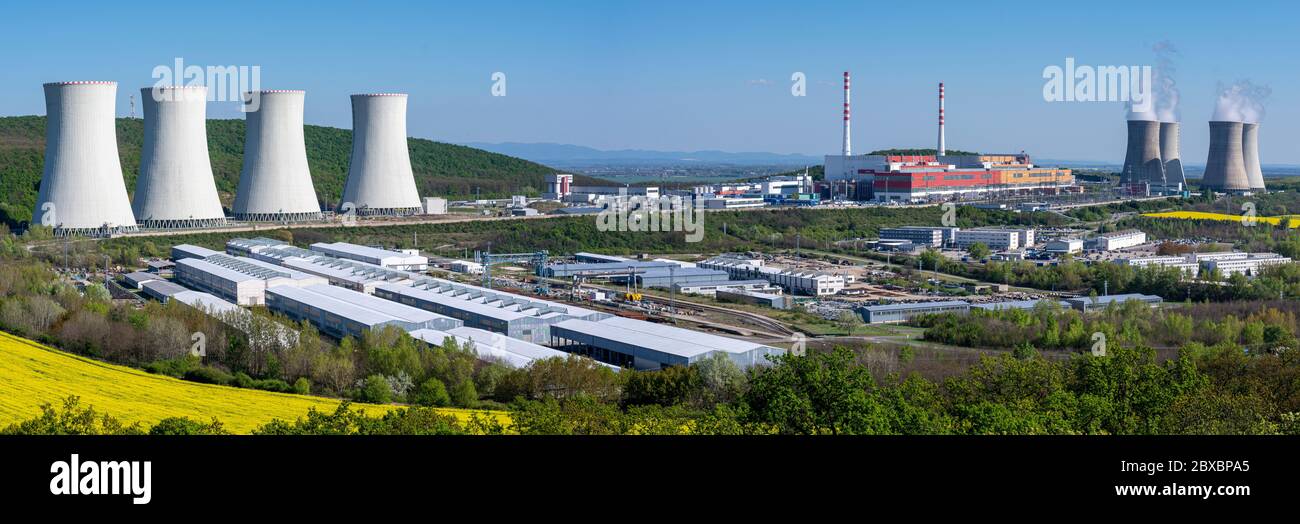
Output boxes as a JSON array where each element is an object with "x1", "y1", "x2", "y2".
[
  {"x1": 184, "y1": 366, "x2": 233, "y2": 386},
  {"x1": 412, "y1": 378, "x2": 450, "y2": 407},
  {"x1": 356, "y1": 374, "x2": 391, "y2": 403}
]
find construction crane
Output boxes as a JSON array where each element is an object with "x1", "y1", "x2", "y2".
[{"x1": 475, "y1": 249, "x2": 548, "y2": 288}]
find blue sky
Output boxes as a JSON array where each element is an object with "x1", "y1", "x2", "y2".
[{"x1": 0, "y1": 0, "x2": 1296, "y2": 163}]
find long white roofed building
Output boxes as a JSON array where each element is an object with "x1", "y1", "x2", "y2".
[
  {"x1": 374, "y1": 278, "x2": 608, "y2": 345},
  {"x1": 550, "y1": 316, "x2": 785, "y2": 370},
  {"x1": 175, "y1": 254, "x2": 327, "y2": 306},
  {"x1": 267, "y1": 284, "x2": 460, "y2": 340}
]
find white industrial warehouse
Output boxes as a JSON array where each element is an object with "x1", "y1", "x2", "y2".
[
  {"x1": 374, "y1": 279, "x2": 608, "y2": 345},
  {"x1": 408, "y1": 327, "x2": 591, "y2": 369},
  {"x1": 699, "y1": 255, "x2": 846, "y2": 296},
  {"x1": 550, "y1": 316, "x2": 785, "y2": 370},
  {"x1": 267, "y1": 284, "x2": 461, "y2": 340},
  {"x1": 309, "y1": 242, "x2": 428, "y2": 270},
  {"x1": 175, "y1": 254, "x2": 327, "y2": 306},
  {"x1": 132, "y1": 238, "x2": 792, "y2": 370}
]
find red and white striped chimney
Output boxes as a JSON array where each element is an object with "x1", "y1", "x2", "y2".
[
  {"x1": 842, "y1": 71, "x2": 851, "y2": 156},
  {"x1": 938, "y1": 82, "x2": 946, "y2": 157}
]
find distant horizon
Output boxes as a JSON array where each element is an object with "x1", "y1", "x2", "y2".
[{"x1": 7, "y1": 111, "x2": 1298, "y2": 171}]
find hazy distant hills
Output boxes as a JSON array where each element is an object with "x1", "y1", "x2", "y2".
[
  {"x1": 464, "y1": 142, "x2": 823, "y2": 166},
  {"x1": 0, "y1": 116, "x2": 605, "y2": 227}
]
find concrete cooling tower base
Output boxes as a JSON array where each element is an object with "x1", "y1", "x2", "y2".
[
  {"x1": 51, "y1": 225, "x2": 140, "y2": 238},
  {"x1": 348, "y1": 207, "x2": 422, "y2": 217},
  {"x1": 138, "y1": 217, "x2": 230, "y2": 229},
  {"x1": 233, "y1": 211, "x2": 325, "y2": 222}
]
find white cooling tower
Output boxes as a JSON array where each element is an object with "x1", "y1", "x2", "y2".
[
  {"x1": 1242, "y1": 123, "x2": 1266, "y2": 190},
  {"x1": 232, "y1": 90, "x2": 322, "y2": 221},
  {"x1": 340, "y1": 93, "x2": 421, "y2": 215},
  {"x1": 34, "y1": 81, "x2": 138, "y2": 237},
  {"x1": 133, "y1": 86, "x2": 228, "y2": 229}
]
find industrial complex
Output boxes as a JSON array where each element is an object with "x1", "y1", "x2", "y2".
[
  {"x1": 17, "y1": 69, "x2": 1293, "y2": 380},
  {"x1": 137, "y1": 237, "x2": 795, "y2": 371}
]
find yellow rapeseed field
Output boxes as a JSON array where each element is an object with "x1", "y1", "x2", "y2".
[
  {"x1": 0, "y1": 331, "x2": 508, "y2": 434},
  {"x1": 1142, "y1": 211, "x2": 1300, "y2": 227}
]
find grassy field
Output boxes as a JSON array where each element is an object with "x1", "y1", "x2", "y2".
[
  {"x1": 1143, "y1": 210, "x2": 1300, "y2": 227},
  {"x1": 0, "y1": 331, "x2": 507, "y2": 433}
]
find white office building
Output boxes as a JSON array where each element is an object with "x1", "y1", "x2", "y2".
[
  {"x1": 1092, "y1": 230, "x2": 1147, "y2": 251},
  {"x1": 954, "y1": 229, "x2": 1020, "y2": 250},
  {"x1": 1203, "y1": 253, "x2": 1292, "y2": 277}
]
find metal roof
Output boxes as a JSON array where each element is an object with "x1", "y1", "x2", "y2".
[
  {"x1": 177, "y1": 257, "x2": 262, "y2": 283},
  {"x1": 675, "y1": 279, "x2": 771, "y2": 288},
  {"x1": 294, "y1": 284, "x2": 452, "y2": 325},
  {"x1": 310, "y1": 242, "x2": 425, "y2": 265},
  {"x1": 1065, "y1": 294, "x2": 1162, "y2": 306},
  {"x1": 554, "y1": 318, "x2": 715, "y2": 359},
  {"x1": 409, "y1": 327, "x2": 564, "y2": 368},
  {"x1": 595, "y1": 316, "x2": 779, "y2": 355},
  {"x1": 172, "y1": 244, "x2": 221, "y2": 259},
  {"x1": 378, "y1": 283, "x2": 541, "y2": 321},
  {"x1": 550, "y1": 316, "x2": 777, "y2": 360},
  {"x1": 142, "y1": 279, "x2": 188, "y2": 298},
  {"x1": 123, "y1": 271, "x2": 160, "y2": 286},
  {"x1": 971, "y1": 299, "x2": 1058, "y2": 311},
  {"x1": 281, "y1": 256, "x2": 418, "y2": 285},
  {"x1": 861, "y1": 301, "x2": 971, "y2": 313},
  {"x1": 402, "y1": 277, "x2": 603, "y2": 318},
  {"x1": 269, "y1": 285, "x2": 423, "y2": 327},
  {"x1": 171, "y1": 290, "x2": 241, "y2": 316}
]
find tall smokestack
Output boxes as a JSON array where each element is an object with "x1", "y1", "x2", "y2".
[
  {"x1": 233, "y1": 90, "x2": 323, "y2": 222},
  {"x1": 937, "y1": 82, "x2": 946, "y2": 156},
  {"x1": 1242, "y1": 123, "x2": 1266, "y2": 190},
  {"x1": 34, "y1": 81, "x2": 138, "y2": 237},
  {"x1": 1202, "y1": 121, "x2": 1251, "y2": 193},
  {"x1": 1121, "y1": 120, "x2": 1164, "y2": 186},
  {"x1": 842, "y1": 71, "x2": 851, "y2": 156},
  {"x1": 1159, "y1": 122, "x2": 1186, "y2": 190},
  {"x1": 341, "y1": 93, "x2": 422, "y2": 216},
  {"x1": 133, "y1": 86, "x2": 228, "y2": 229}
]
